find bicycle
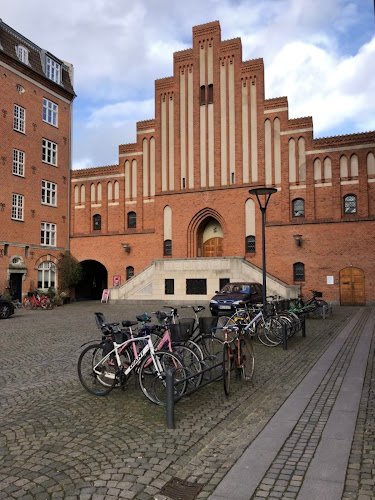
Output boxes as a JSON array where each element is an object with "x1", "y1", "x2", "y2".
[
  {"x1": 289, "y1": 290, "x2": 329, "y2": 317},
  {"x1": 218, "y1": 323, "x2": 255, "y2": 396},
  {"x1": 216, "y1": 304, "x2": 284, "y2": 347},
  {"x1": 92, "y1": 311, "x2": 202, "y2": 391},
  {"x1": 23, "y1": 291, "x2": 52, "y2": 310},
  {"x1": 77, "y1": 326, "x2": 187, "y2": 406}
]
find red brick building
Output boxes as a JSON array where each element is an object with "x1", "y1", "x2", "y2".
[
  {"x1": 70, "y1": 20, "x2": 375, "y2": 305},
  {"x1": 0, "y1": 20, "x2": 75, "y2": 300}
]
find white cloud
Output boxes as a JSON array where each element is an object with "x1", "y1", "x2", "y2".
[{"x1": 1, "y1": 0, "x2": 374, "y2": 168}]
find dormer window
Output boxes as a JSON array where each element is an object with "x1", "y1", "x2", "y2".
[
  {"x1": 16, "y1": 45, "x2": 29, "y2": 64},
  {"x1": 46, "y1": 56, "x2": 61, "y2": 84}
]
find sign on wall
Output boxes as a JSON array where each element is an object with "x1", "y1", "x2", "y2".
[{"x1": 113, "y1": 275, "x2": 121, "y2": 286}]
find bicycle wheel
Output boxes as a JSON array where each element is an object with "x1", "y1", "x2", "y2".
[
  {"x1": 23, "y1": 298, "x2": 32, "y2": 310},
  {"x1": 92, "y1": 344, "x2": 132, "y2": 387},
  {"x1": 256, "y1": 318, "x2": 282, "y2": 346},
  {"x1": 239, "y1": 338, "x2": 255, "y2": 381},
  {"x1": 138, "y1": 351, "x2": 187, "y2": 406},
  {"x1": 40, "y1": 297, "x2": 49, "y2": 309},
  {"x1": 172, "y1": 344, "x2": 203, "y2": 388},
  {"x1": 78, "y1": 344, "x2": 116, "y2": 396},
  {"x1": 312, "y1": 300, "x2": 329, "y2": 317},
  {"x1": 223, "y1": 343, "x2": 231, "y2": 396}
]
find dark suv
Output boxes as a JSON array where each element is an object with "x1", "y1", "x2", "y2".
[{"x1": 209, "y1": 282, "x2": 263, "y2": 316}]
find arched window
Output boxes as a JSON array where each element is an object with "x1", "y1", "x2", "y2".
[
  {"x1": 245, "y1": 235, "x2": 255, "y2": 253},
  {"x1": 37, "y1": 261, "x2": 56, "y2": 290},
  {"x1": 293, "y1": 262, "x2": 305, "y2": 281},
  {"x1": 164, "y1": 239, "x2": 172, "y2": 256},
  {"x1": 292, "y1": 198, "x2": 305, "y2": 217},
  {"x1": 126, "y1": 266, "x2": 134, "y2": 280},
  {"x1": 200, "y1": 85, "x2": 206, "y2": 106},
  {"x1": 344, "y1": 194, "x2": 357, "y2": 214},
  {"x1": 207, "y1": 84, "x2": 213, "y2": 104},
  {"x1": 127, "y1": 211, "x2": 136, "y2": 228},
  {"x1": 93, "y1": 214, "x2": 101, "y2": 230}
]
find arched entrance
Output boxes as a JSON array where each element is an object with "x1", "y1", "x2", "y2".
[
  {"x1": 339, "y1": 267, "x2": 365, "y2": 305},
  {"x1": 187, "y1": 208, "x2": 226, "y2": 257},
  {"x1": 75, "y1": 260, "x2": 108, "y2": 300},
  {"x1": 200, "y1": 218, "x2": 223, "y2": 257}
]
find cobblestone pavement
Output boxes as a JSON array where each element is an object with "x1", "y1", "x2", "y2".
[{"x1": 0, "y1": 301, "x2": 373, "y2": 499}]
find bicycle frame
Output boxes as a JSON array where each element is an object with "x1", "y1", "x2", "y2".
[{"x1": 93, "y1": 334, "x2": 163, "y2": 380}]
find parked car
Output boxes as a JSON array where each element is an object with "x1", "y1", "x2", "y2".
[
  {"x1": 209, "y1": 282, "x2": 263, "y2": 316},
  {"x1": 0, "y1": 295, "x2": 15, "y2": 319}
]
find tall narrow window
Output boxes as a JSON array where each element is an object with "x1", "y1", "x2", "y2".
[
  {"x1": 128, "y1": 211, "x2": 136, "y2": 228},
  {"x1": 12, "y1": 193, "x2": 24, "y2": 221},
  {"x1": 43, "y1": 98, "x2": 58, "y2": 127},
  {"x1": 45, "y1": 56, "x2": 61, "y2": 84},
  {"x1": 14, "y1": 104, "x2": 25, "y2": 133},
  {"x1": 93, "y1": 214, "x2": 101, "y2": 230},
  {"x1": 245, "y1": 235, "x2": 256, "y2": 253},
  {"x1": 126, "y1": 266, "x2": 134, "y2": 280},
  {"x1": 344, "y1": 194, "x2": 357, "y2": 214},
  {"x1": 41, "y1": 222, "x2": 56, "y2": 246},
  {"x1": 16, "y1": 45, "x2": 29, "y2": 64},
  {"x1": 42, "y1": 139, "x2": 57, "y2": 166},
  {"x1": 292, "y1": 198, "x2": 305, "y2": 217},
  {"x1": 207, "y1": 84, "x2": 213, "y2": 104},
  {"x1": 164, "y1": 239, "x2": 172, "y2": 256},
  {"x1": 13, "y1": 149, "x2": 25, "y2": 176},
  {"x1": 200, "y1": 85, "x2": 206, "y2": 105},
  {"x1": 37, "y1": 262, "x2": 56, "y2": 290},
  {"x1": 41, "y1": 180, "x2": 57, "y2": 206},
  {"x1": 165, "y1": 279, "x2": 174, "y2": 295},
  {"x1": 293, "y1": 262, "x2": 305, "y2": 281}
]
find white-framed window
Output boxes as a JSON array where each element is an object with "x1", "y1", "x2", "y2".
[
  {"x1": 42, "y1": 139, "x2": 57, "y2": 166},
  {"x1": 13, "y1": 104, "x2": 25, "y2": 133},
  {"x1": 45, "y1": 56, "x2": 61, "y2": 84},
  {"x1": 16, "y1": 45, "x2": 29, "y2": 64},
  {"x1": 37, "y1": 261, "x2": 56, "y2": 290},
  {"x1": 41, "y1": 222, "x2": 56, "y2": 246},
  {"x1": 41, "y1": 180, "x2": 57, "y2": 206},
  {"x1": 13, "y1": 149, "x2": 25, "y2": 176},
  {"x1": 12, "y1": 193, "x2": 24, "y2": 221},
  {"x1": 42, "y1": 98, "x2": 58, "y2": 127}
]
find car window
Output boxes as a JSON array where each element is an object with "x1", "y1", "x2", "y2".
[{"x1": 241, "y1": 285, "x2": 250, "y2": 294}]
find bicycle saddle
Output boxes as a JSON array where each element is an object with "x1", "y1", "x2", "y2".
[{"x1": 122, "y1": 320, "x2": 139, "y2": 327}]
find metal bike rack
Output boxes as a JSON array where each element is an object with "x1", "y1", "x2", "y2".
[{"x1": 165, "y1": 357, "x2": 223, "y2": 429}]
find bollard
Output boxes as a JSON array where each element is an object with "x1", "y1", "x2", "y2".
[
  {"x1": 165, "y1": 370, "x2": 175, "y2": 429},
  {"x1": 282, "y1": 322, "x2": 287, "y2": 350},
  {"x1": 323, "y1": 305, "x2": 326, "y2": 320},
  {"x1": 302, "y1": 315, "x2": 306, "y2": 337}
]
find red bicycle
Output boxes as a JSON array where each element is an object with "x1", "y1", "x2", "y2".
[{"x1": 23, "y1": 291, "x2": 52, "y2": 310}]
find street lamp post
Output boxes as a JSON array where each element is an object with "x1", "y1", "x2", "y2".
[{"x1": 248, "y1": 187, "x2": 277, "y2": 312}]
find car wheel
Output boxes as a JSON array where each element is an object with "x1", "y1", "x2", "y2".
[{"x1": 0, "y1": 304, "x2": 11, "y2": 319}]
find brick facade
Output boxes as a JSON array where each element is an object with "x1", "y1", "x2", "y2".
[
  {"x1": 0, "y1": 20, "x2": 75, "y2": 300},
  {"x1": 71, "y1": 20, "x2": 374, "y2": 305}
]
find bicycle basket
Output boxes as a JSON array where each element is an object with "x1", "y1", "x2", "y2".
[
  {"x1": 313, "y1": 291, "x2": 323, "y2": 298},
  {"x1": 169, "y1": 319, "x2": 195, "y2": 342},
  {"x1": 198, "y1": 316, "x2": 218, "y2": 334},
  {"x1": 114, "y1": 331, "x2": 129, "y2": 344}
]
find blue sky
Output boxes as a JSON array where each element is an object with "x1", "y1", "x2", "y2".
[{"x1": 2, "y1": 0, "x2": 374, "y2": 170}]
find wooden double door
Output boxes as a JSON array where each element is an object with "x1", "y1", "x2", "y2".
[
  {"x1": 203, "y1": 237, "x2": 223, "y2": 257},
  {"x1": 339, "y1": 267, "x2": 365, "y2": 305}
]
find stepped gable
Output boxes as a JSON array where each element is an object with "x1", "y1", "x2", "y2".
[
  {"x1": 137, "y1": 119, "x2": 155, "y2": 132},
  {"x1": 264, "y1": 96, "x2": 289, "y2": 111},
  {"x1": 71, "y1": 164, "x2": 120, "y2": 178},
  {"x1": 313, "y1": 130, "x2": 375, "y2": 148},
  {"x1": 242, "y1": 58, "x2": 264, "y2": 73}
]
